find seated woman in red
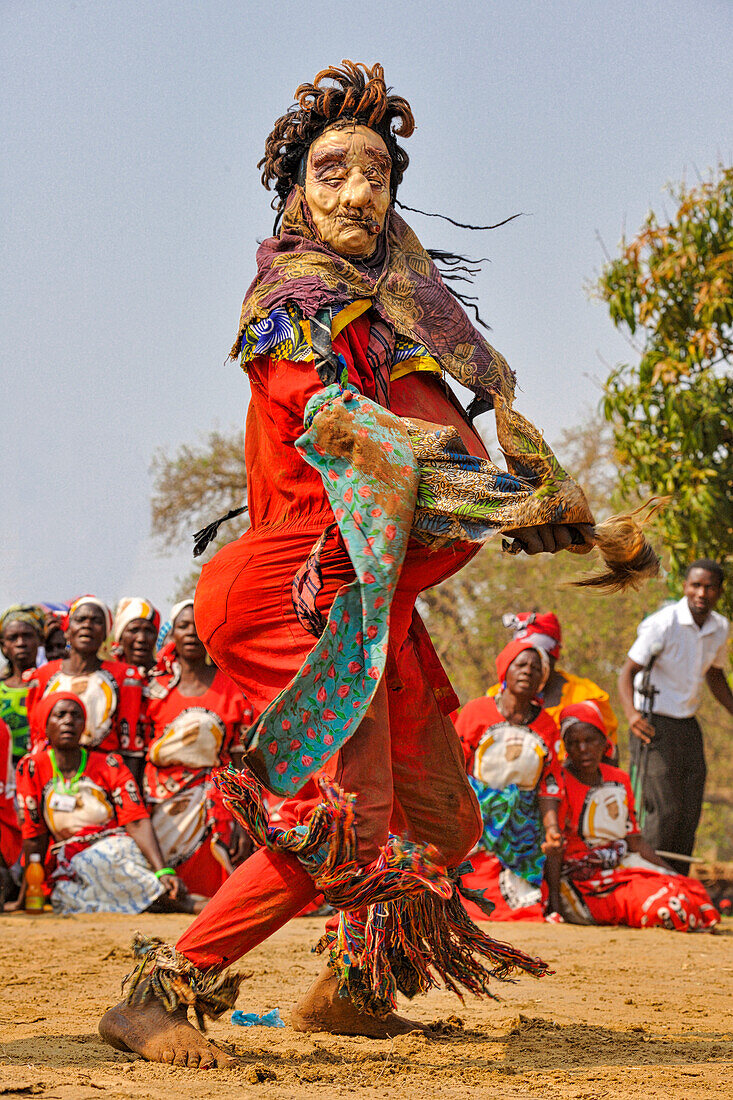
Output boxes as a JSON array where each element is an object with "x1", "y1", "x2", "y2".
[
  {"x1": 24, "y1": 596, "x2": 144, "y2": 769},
  {"x1": 558, "y1": 701, "x2": 718, "y2": 931},
  {"x1": 14, "y1": 693, "x2": 195, "y2": 914},
  {"x1": 454, "y1": 638, "x2": 563, "y2": 922},
  {"x1": 0, "y1": 715, "x2": 22, "y2": 904},
  {"x1": 144, "y1": 600, "x2": 253, "y2": 897}
]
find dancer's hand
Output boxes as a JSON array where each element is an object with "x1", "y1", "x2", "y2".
[{"x1": 502, "y1": 523, "x2": 595, "y2": 555}]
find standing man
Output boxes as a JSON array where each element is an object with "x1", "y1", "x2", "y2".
[{"x1": 618, "y1": 560, "x2": 732, "y2": 872}]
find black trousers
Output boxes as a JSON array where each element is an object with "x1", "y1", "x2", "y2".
[{"x1": 629, "y1": 714, "x2": 706, "y2": 874}]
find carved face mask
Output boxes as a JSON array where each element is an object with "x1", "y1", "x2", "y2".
[{"x1": 304, "y1": 124, "x2": 392, "y2": 258}]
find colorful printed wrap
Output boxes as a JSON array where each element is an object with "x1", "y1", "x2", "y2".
[
  {"x1": 237, "y1": 382, "x2": 419, "y2": 796},
  {"x1": 408, "y1": 402, "x2": 595, "y2": 549},
  {"x1": 468, "y1": 780, "x2": 545, "y2": 886},
  {"x1": 224, "y1": 375, "x2": 595, "y2": 796},
  {"x1": 238, "y1": 299, "x2": 440, "y2": 382}
]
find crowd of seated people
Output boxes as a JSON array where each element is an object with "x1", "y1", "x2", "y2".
[
  {"x1": 0, "y1": 599, "x2": 721, "y2": 931},
  {"x1": 0, "y1": 596, "x2": 253, "y2": 912}
]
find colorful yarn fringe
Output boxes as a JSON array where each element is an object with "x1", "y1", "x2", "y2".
[
  {"x1": 317, "y1": 874, "x2": 552, "y2": 1017},
  {"x1": 122, "y1": 933, "x2": 243, "y2": 1032},
  {"x1": 215, "y1": 766, "x2": 550, "y2": 1016},
  {"x1": 215, "y1": 764, "x2": 452, "y2": 906}
]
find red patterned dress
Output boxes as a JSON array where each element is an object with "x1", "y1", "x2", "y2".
[
  {"x1": 144, "y1": 669, "x2": 252, "y2": 896},
  {"x1": 559, "y1": 763, "x2": 718, "y2": 931},
  {"x1": 24, "y1": 659, "x2": 145, "y2": 757},
  {"x1": 455, "y1": 696, "x2": 562, "y2": 922},
  {"x1": 0, "y1": 718, "x2": 21, "y2": 868},
  {"x1": 15, "y1": 747, "x2": 163, "y2": 913}
]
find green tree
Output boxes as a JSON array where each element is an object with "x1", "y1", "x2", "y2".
[
  {"x1": 150, "y1": 428, "x2": 248, "y2": 596},
  {"x1": 595, "y1": 165, "x2": 733, "y2": 615}
]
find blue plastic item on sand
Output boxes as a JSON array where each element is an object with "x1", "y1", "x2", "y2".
[{"x1": 231, "y1": 1008, "x2": 286, "y2": 1028}]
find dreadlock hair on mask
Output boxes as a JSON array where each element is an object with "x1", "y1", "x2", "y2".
[{"x1": 259, "y1": 60, "x2": 415, "y2": 219}]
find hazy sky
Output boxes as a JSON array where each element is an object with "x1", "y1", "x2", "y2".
[{"x1": 3, "y1": 0, "x2": 731, "y2": 615}]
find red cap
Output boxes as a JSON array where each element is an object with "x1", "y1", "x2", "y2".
[
  {"x1": 495, "y1": 637, "x2": 550, "y2": 687},
  {"x1": 35, "y1": 691, "x2": 87, "y2": 735},
  {"x1": 559, "y1": 700, "x2": 609, "y2": 747}
]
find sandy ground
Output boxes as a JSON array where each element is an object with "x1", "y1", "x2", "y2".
[{"x1": 0, "y1": 913, "x2": 731, "y2": 1100}]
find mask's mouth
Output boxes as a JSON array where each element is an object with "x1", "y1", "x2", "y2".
[{"x1": 337, "y1": 213, "x2": 381, "y2": 235}]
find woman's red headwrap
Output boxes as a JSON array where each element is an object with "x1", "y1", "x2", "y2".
[
  {"x1": 35, "y1": 692, "x2": 87, "y2": 735},
  {"x1": 507, "y1": 611, "x2": 562, "y2": 659},
  {"x1": 495, "y1": 637, "x2": 550, "y2": 690},
  {"x1": 559, "y1": 701, "x2": 609, "y2": 746}
]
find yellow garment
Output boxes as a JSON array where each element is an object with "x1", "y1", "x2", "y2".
[{"x1": 488, "y1": 668, "x2": 618, "y2": 757}]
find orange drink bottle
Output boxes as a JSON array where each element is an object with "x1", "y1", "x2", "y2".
[{"x1": 24, "y1": 853, "x2": 45, "y2": 911}]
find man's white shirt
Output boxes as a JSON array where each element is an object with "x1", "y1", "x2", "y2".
[{"x1": 628, "y1": 597, "x2": 729, "y2": 718}]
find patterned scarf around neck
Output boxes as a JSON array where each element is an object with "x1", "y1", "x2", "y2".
[{"x1": 231, "y1": 186, "x2": 516, "y2": 408}]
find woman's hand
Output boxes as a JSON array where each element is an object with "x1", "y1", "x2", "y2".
[
  {"x1": 541, "y1": 825, "x2": 564, "y2": 854},
  {"x1": 228, "y1": 822, "x2": 253, "y2": 867},
  {"x1": 159, "y1": 873, "x2": 183, "y2": 900}
]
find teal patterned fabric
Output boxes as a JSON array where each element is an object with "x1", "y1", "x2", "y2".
[
  {"x1": 469, "y1": 778, "x2": 545, "y2": 886},
  {"x1": 242, "y1": 383, "x2": 420, "y2": 795}
]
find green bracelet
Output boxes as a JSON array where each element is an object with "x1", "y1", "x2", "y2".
[{"x1": 154, "y1": 867, "x2": 176, "y2": 879}]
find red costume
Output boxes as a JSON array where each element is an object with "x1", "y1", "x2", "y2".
[
  {"x1": 24, "y1": 659, "x2": 145, "y2": 756},
  {"x1": 559, "y1": 762, "x2": 718, "y2": 931},
  {"x1": 177, "y1": 318, "x2": 485, "y2": 970},
  {"x1": 144, "y1": 668, "x2": 251, "y2": 896}
]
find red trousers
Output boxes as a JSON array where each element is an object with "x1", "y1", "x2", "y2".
[{"x1": 177, "y1": 525, "x2": 482, "y2": 969}]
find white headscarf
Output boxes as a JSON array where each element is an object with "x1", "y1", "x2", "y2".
[
  {"x1": 113, "y1": 597, "x2": 159, "y2": 643},
  {"x1": 170, "y1": 598, "x2": 195, "y2": 626},
  {"x1": 66, "y1": 595, "x2": 113, "y2": 635}
]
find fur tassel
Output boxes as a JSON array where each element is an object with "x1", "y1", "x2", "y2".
[
  {"x1": 571, "y1": 497, "x2": 668, "y2": 592},
  {"x1": 123, "y1": 933, "x2": 244, "y2": 1032}
]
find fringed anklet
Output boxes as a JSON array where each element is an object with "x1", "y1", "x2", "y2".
[
  {"x1": 122, "y1": 933, "x2": 244, "y2": 1032},
  {"x1": 215, "y1": 767, "x2": 551, "y2": 1017},
  {"x1": 316, "y1": 872, "x2": 553, "y2": 1018}
]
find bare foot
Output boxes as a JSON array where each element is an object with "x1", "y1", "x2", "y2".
[
  {"x1": 291, "y1": 963, "x2": 432, "y2": 1039},
  {"x1": 99, "y1": 981, "x2": 236, "y2": 1068}
]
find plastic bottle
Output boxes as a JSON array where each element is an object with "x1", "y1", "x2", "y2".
[{"x1": 24, "y1": 853, "x2": 45, "y2": 912}]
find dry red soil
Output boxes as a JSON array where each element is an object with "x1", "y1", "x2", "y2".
[{"x1": 0, "y1": 912, "x2": 731, "y2": 1099}]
